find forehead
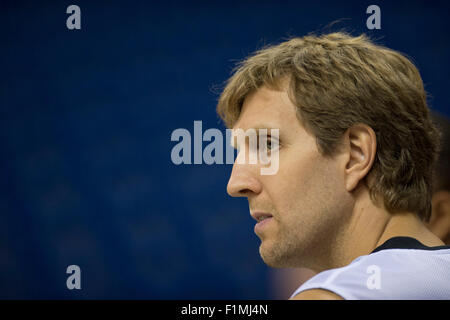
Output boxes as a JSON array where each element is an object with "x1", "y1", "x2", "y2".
[{"x1": 233, "y1": 85, "x2": 299, "y2": 131}]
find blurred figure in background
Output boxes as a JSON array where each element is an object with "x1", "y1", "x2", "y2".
[
  {"x1": 427, "y1": 113, "x2": 450, "y2": 245},
  {"x1": 270, "y1": 112, "x2": 450, "y2": 299}
]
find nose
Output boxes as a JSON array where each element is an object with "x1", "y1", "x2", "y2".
[{"x1": 227, "y1": 162, "x2": 263, "y2": 197}]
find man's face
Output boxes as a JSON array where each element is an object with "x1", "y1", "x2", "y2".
[{"x1": 227, "y1": 85, "x2": 352, "y2": 269}]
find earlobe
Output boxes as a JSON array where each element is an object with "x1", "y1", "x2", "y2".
[{"x1": 344, "y1": 124, "x2": 377, "y2": 192}]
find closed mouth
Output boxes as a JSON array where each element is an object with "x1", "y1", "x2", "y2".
[{"x1": 251, "y1": 212, "x2": 273, "y2": 222}]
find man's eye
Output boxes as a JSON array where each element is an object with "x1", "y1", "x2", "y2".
[
  {"x1": 266, "y1": 139, "x2": 272, "y2": 150},
  {"x1": 259, "y1": 136, "x2": 279, "y2": 151}
]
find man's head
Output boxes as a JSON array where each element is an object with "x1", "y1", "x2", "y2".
[{"x1": 217, "y1": 32, "x2": 440, "y2": 268}]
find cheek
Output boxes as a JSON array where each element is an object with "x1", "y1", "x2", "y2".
[
  {"x1": 267, "y1": 151, "x2": 341, "y2": 220},
  {"x1": 278, "y1": 149, "x2": 324, "y2": 193}
]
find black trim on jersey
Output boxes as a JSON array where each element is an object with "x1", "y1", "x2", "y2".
[{"x1": 371, "y1": 236, "x2": 450, "y2": 254}]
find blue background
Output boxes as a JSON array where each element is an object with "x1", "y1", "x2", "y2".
[{"x1": 0, "y1": 0, "x2": 449, "y2": 299}]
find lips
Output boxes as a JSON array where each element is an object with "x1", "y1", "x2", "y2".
[
  {"x1": 251, "y1": 211, "x2": 273, "y2": 222},
  {"x1": 252, "y1": 212, "x2": 274, "y2": 234}
]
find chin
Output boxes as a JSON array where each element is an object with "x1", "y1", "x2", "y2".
[{"x1": 259, "y1": 241, "x2": 292, "y2": 268}]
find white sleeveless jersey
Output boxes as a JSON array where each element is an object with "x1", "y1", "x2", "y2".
[{"x1": 291, "y1": 237, "x2": 450, "y2": 300}]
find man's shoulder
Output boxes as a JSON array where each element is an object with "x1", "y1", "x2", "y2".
[
  {"x1": 290, "y1": 289, "x2": 343, "y2": 300},
  {"x1": 291, "y1": 244, "x2": 450, "y2": 300}
]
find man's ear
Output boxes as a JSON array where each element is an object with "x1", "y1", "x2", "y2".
[
  {"x1": 428, "y1": 191, "x2": 450, "y2": 245},
  {"x1": 343, "y1": 124, "x2": 377, "y2": 192}
]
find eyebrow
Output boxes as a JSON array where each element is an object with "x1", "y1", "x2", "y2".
[
  {"x1": 233, "y1": 122, "x2": 282, "y2": 132},
  {"x1": 242, "y1": 122, "x2": 280, "y2": 129},
  {"x1": 229, "y1": 125, "x2": 282, "y2": 148}
]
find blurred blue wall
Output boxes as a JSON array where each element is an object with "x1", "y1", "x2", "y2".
[{"x1": 0, "y1": 0, "x2": 449, "y2": 299}]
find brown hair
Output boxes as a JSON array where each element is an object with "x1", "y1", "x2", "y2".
[{"x1": 217, "y1": 32, "x2": 440, "y2": 221}]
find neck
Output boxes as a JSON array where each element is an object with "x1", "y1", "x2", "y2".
[{"x1": 326, "y1": 188, "x2": 444, "y2": 271}]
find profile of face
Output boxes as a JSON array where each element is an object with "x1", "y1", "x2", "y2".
[{"x1": 227, "y1": 85, "x2": 354, "y2": 269}]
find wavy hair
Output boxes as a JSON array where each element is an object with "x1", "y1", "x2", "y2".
[{"x1": 217, "y1": 32, "x2": 440, "y2": 221}]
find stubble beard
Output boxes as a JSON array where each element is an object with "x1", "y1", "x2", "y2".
[
  {"x1": 258, "y1": 219, "x2": 311, "y2": 268},
  {"x1": 258, "y1": 211, "x2": 345, "y2": 271}
]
